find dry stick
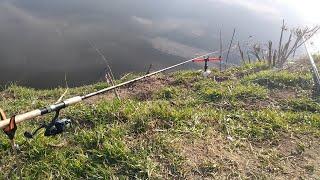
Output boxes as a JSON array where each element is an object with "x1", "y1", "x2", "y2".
[
  {"x1": 105, "y1": 72, "x2": 113, "y2": 85},
  {"x1": 268, "y1": 41, "x2": 273, "y2": 67},
  {"x1": 273, "y1": 23, "x2": 319, "y2": 66},
  {"x1": 284, "y1": 26, "x2": 320, "y2": 60},
  {"x1": 283, "y1": 35, "x2": 300, "y2": 64},
  {"x1": 272, "y1": 50, "x2": 277, "y2": 67},
  {"x1": 237, "y1": 41, "x2": 245, "y2": 64},
  {"x1": 146, "y1": 64, "x2": 153, "y2": 75},
  {"x1": 277, "y1": 26, "x2": 320, "y2": 66},
  {"x1": 253, "y1": 52, "x2": 261, "y2": 61},
  {"x1": 219, "y1": 29, "x2": 223, "y2": 72},
  {"x1": 88, "y1": 40, "x2": 120, "y2": 100},
  {"x1": 252, "y1": 44, "x2": 261, "y2": 61},
  {"x1": 280, "y1": 32, "x2": 293, "y2": 65},
  {"x1": 88, "y1": 40, "x2": 116, "y2": 81},
  {"x1": 277, "y1": 19, "x2": 285, "y2": 65},
  {"x1": 292, "y1": 48, "x2": 297, "y2": 59},
  {"x1": 247, "y1": 51, "x2": 251, "y2": 63},
  {"x1": 225, "y1": 28, "x2": 236, "y2": 70},
  {"x1": 120, "y1": 73, "x2": 132, "y2": 80},
  {"x1": 55, "y1": 73, "x2": 69, "y2": 104},
  {"x1": 105, "y1": 72, "x2": 120, "y2": 100}
]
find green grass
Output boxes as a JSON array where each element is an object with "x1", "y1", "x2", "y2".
[
  {"x1": 197, "y1": 81, "x2": 268, "y2": 102},
  {"x1": 1, "y1": 62, "x2": 320, "y2": 179},
  {"x1": 242, "y1": 70, "x2": 313, "y2": 89}
]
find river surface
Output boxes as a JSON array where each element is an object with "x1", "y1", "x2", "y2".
[{"x1": 0, "y1": 0, "x2": 306, "y2": 88}]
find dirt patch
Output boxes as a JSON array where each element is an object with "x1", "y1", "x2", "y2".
[
  {"x1": 84, "y1": 76, "x2": 174, "y2": 104},
  {"x1": 0, "y1": 90, "x2": 15, "y2": 100},
  {"x1": 204, "y1": 98, "x2": 277, "y2": 111},
  {"x1": 269, "y1": 89, "x2": 298, "y2": 101},
  {"x1": 213, "y1": 76, "x2": 231, "y2": 83},
  {"x1": 240, "y1": 99, "x2": 274, "y2": 110},
  {"x1": 175, "y1": 132, "x2": 261, "y2": 179},
  {"x1": 275, "y1": 135, "x2": 320, "y2": 179},
  {"x1": 174, "y1": 131, "x2": 320, "y2": 179}
]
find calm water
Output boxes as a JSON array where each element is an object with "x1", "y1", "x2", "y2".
[{"x1": 0, "y1": 0, "x2": 303, "y2": 88}]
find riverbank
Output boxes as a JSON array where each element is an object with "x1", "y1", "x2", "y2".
[{"x1": 1, "y1": 62, "x2": 319, "y2": 179}]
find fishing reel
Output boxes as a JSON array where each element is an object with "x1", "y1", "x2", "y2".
[{"x1": 24, "y1": 110, "x2": 71, "y2": 139}]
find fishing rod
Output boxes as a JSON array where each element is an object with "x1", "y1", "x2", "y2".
[{"x1": 0, "y1": 50, "x2": 221, "y2": 132}]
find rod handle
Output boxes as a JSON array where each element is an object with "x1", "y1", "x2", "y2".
[{"x1": 0, "y1": 110, "x2": 42, "y2": 129}]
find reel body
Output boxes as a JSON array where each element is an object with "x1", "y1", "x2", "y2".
[
  {"x1": 44, "y1": 118, "x2": 71, "y2": 137},
  {"x1": 24, "y1": 110, "x2": 71, "y2": 139}
]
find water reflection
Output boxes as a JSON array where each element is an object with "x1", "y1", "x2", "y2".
[{"x1": 0, "y1": 0, "x2": 301, "y2": 88}]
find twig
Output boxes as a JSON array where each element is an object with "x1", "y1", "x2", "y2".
[
  {"x1": 88, "y1": 40, "x2": 116, "y2": 81},
  {"x1": 285, "y1": 26, "x2": 320, "y2": 60},
  {"x1": 219, "y1": 29, "x2": 223, "y2": 72},
  {"x1": 272, "y1": 50, "x2": 277, "y2": 67},
  {"x1": 105, "y1": 72, "x2": 120, "y2": 100},
  {"x1": 120, "y1": 73, "x2": 132, "y2": 80},
  {"x1": 274, "y1": 20, "x2": 320, "y2": 67},
  {"x1": 252, "y1": 44, "x2": 262, "y2": 61},
  {"x1": 277, "y1": 19, "x2": 285, "y2": 64},
  {"x1": 225, "y1": 28, "x2": 236, "y2": 70},
  {"x1": 237, "y1": 41, "x2": 245, "y2": 64},
  {"x1": 88, "y1": 40, "x2": 120, "y2": 100},
  {"x1": 247, "y1": 51, "x2": 251, "y2": 63},
  {"x1": 55, "y1": 73, "x2": 69, "y2": 103},
  {"x1": 268, "y1": 41, "x2": 272, "y2": 67},
  {"x1": 146, "y1": 64, "x2": 153, "y2": 75}
]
